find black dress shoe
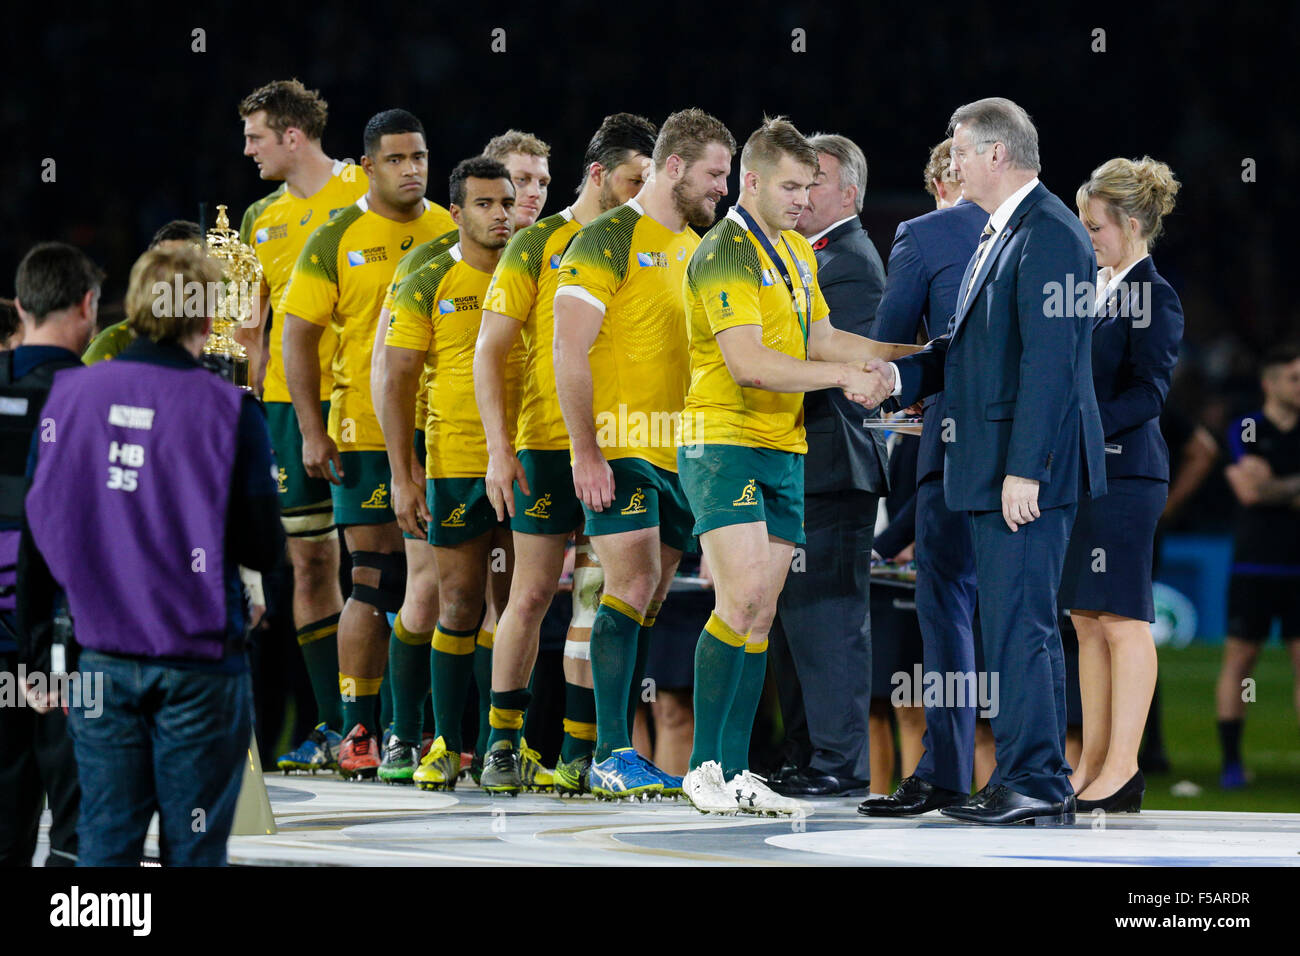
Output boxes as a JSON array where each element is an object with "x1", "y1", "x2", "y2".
[
  {"x1": 940, "y1": 785, "x2": 1075, "y2": 826},
  {"x1": 1076, "y1": 771, "x2": 1144, "y2": 813},
  {"x1": 858, "y1": 775, "x2": 966, "y2": 816},
  {"x1": 773, "y1": 767, "x2": 869, "y2": 797},
  {"x1": 766, "y1": 760, "x2": 802, "y2": 787},
  {"x1": 970, "y1": 781, "x2": 997, "y2": 805}
]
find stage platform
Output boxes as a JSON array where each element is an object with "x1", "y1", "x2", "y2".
[
  {"x1": 32, "y1": 773, "x2": 1300, "y2": 867},
  {"x1": 202, "y1": 774, "x2": 1300, "y2": 867}
]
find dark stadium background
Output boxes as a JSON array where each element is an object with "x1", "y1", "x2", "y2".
[
  {"x1": 4, "y1": 2, "x2": 1293, "y2": 530},
  {"x1": 4, "y1": 2, "x2": 1298, "y2": 807}
]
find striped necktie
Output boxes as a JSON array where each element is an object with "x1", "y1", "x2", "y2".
[{"x1": 961, "y1": 221, "x2": 998, "y2": 310}]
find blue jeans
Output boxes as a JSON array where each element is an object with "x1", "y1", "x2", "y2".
[{"x1": 67, "y1": 649, "x2": 252, "y2": 866}]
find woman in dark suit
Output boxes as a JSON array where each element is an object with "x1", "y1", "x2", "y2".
[{"x1": 1061, "y1": 157, "x2": 1182, "y2": 812}]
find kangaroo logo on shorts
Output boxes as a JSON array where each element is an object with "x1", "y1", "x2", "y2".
[
  {"x1": 276, "y1": 467, "x2": 288, "y2": 494},
  {"x1": 621, "y1": 488, "x2": 647, "y2": 516},
  {"x1": 524, "y1": 493, "x2": 552, "y2": 519},
  {"x1": 361, "y1": 483, "x2": 389, "y2": 509},
  {"x1": 732, "y1": 479, "x2": 758, "y2": 507},
  {"x1": 442, "y1": 504, "x2": 467, "y2": 527}
]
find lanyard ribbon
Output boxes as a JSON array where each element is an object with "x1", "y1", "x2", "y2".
[{"x1": 733, "y1": 205, "x2": 810, "y2": 352}]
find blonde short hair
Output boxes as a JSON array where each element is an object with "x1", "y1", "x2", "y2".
[
  {"x1": 483, "y1": 129, "x2": 550, "y2": 161},
  {"x1": 125, "y1": 243, "x2": 225, "y2": 344},
  {"x1": 1076, "y1": 156, "x2": 1180, "y2": 246}
]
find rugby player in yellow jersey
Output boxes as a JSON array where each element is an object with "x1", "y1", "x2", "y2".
[
  {"x1": 368, "y1": 232, "x2": 455, "y2": 784},
  {"x1": 280, "y1": 109, "x2": 455, "y2": 778},
  {"x1": 365, "y1": 130, "x2": 551, "y2": 784},
  {"x1": 235, "y1": 80, "x2": 369, "y2": 773},
  {"x1": 674, "y1": 118, "x2": 917, "y2": 815},
  {"x1": 484, "y1": 130, "x2": 551, "y2": 229},
  {"x1": 461, "y1": 129, "x2": 549, "y2": 764},
  {"x1": 380, "y1": 157, "x2": 520, "y2": 791},
  {"x1": 476, "y1": 113, "x2": 658, "y2": 795},
  {"x1": 553, "y1": 108, "x2": 736, "y2": 800}
]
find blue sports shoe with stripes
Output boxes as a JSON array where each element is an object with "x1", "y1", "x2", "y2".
[
  {"x1": 590, "y1": 748, "x2": 664, "y2": 801},
  {"x1": 630, "y1": 752, "x2": 682, "y2": 797},
  {"x1": 276, "y1": 722, "x2": 342, "y2": 773}
]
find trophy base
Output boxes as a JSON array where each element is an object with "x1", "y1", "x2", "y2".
[{"x1": 201, "y1": 352, "x2": 251, "y2": 390}]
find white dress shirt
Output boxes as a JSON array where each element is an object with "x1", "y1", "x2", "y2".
[
  {"x1": 1095, "y1": 254, "x2": 1148, "y2": 313},
  {"x1": 888, "y1": 177, "x2": 1041, "y2": 397}
]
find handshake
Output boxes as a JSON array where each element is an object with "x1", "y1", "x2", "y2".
[{"x1": 842, "y1": 358, "x2": 896, "y2": 410}]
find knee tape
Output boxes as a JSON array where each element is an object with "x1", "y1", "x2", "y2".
[
  {"x1": 350, "y1": 550, "x2": 407, "y2": 614},
  {"x1": 282, "y1": 507, "x2": 337, "y2": 541},
  {"x1": 571, "y1": 564, "x2": 604, "y2": 629},
  {"x1": 563, "y1": 639, "x2": 591, "y2": 661}
]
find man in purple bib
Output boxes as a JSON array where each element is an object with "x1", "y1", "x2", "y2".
[{"x1": 26, "y1": 242, "x2": 283, "y2": 866}]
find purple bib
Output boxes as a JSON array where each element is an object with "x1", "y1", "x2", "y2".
[{"x1": 26, "y1": 361, "x2": 243, "y2": 659}]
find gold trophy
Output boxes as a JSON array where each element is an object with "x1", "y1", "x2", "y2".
[{"x1": 202, "y1": 204, "x2": 262, "y2": 388}]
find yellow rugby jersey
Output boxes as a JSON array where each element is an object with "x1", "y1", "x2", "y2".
[
  {"x1": 387, "y1": 244, "x2": 524, "y2": 478},
  {"x1": 680, "y1": 207, "x2": 830, "y2": 453},
  {"x1": 484, "y1": 207, "x2": 581, "y2": 452},
  {"x1": 239, "y1": 160, "x2": 368, "y2": 403},
  {"x1": 382, "y1": 227, "x2": 460, "y2": 436},
  {"x1": 280, "y1": 196, "x2": 455, "y2": 451},
  {"x1": 554, "y1": 199, "x2": 699, "y2": 471}
]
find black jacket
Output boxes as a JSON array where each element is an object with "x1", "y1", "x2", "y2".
[{"x1": 803, "y1": 218, "x2": 888, "y2": 495}]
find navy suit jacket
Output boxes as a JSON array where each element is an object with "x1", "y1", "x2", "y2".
[
  {"x1": 893, "y1": 182, "x2": 1107, "y2": 512},
  {"x1": 1090, "y1": 255, "x2": 1183, "y2": 481},
  {"x1": 873, "y1": 199, "x2": 987, "y2": 483},
  {"x1": 803, "y1": 218, "x2": 888, "y2": 494}
]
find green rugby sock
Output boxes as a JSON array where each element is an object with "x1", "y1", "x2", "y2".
[
  {"x1": 339, "y1": 673, "x2": 382, "y2": 737},
  {"x1": 721, "y1": 639, "x2": 767, "y2": 778},
  {"x1": 389, "y1": 612, "x2": 432, "y2": 743},
  {"x1": 562, "y1": 682, "x2": 598, "y2": 762},
  {"x1": 430, "y1": 624, "x2": 477, "y2": 752},
  {"x1": 378, "y1": 659, "x2": 393, "y2": 733},
  {"x1": 688, "y1": 612, "x2": 748, "y2": 771},
  {"x1": 627, "y1": 600, "x2": 660, "y2": 736},
  {"x1": 298, "y1": 613, "x2": 342, "y2": 731},
  {"x1": 590, "y1": 595, "x2": 644, "y2": 762},
  {"x1": 488, "y1": 688, "x2": 531, "y2": 750}
]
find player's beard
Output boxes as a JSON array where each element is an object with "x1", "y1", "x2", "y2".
[
  {"x1": 672, "y1": 178, "x2": 719, "y2": 231},
  {"x1": 465, "y1": 218, "x2": 509, "y2": 251},
  {"x1": 597, "y1": 178, "x2": 621, "y2": 213}
]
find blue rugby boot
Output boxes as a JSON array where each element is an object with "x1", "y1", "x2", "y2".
[
  {"x1": 630, "y1": 752, "x2": 683, "y2": 798},
  {"x1": 589, "y1": 747, "x2": 664, "y2": 801},
  {"x1": 276, "y1": 723, "x2": 342, "y2": 774}
]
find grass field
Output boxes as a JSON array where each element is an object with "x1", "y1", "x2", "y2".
[{"x1": 1144, "y1": 642, "x2": 1299, "y2": 812}]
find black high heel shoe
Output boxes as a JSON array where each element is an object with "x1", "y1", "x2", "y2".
[{"x1": 1075, "y1": 770, "x2": 1144, "y2": 813}]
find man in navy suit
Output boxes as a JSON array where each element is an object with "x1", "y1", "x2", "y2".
[
  {"x1": 862, "y1": 98, "x2": 1106, "y2": 825},
  {"x1": 861, "y1": 140, "x2": 988, "y2": 816}
]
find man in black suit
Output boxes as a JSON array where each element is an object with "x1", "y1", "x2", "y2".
[
  {"x1": 863, "y1": 98, "x2": 1106, "y2": 825},
  {"x1": 768, "y1": 133, "x2": 886, "y2": 796}
]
